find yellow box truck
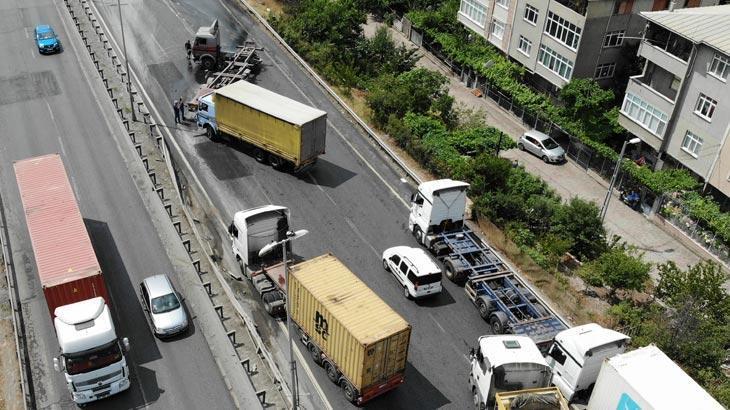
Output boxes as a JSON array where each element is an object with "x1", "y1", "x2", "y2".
[
  {"x1": 195, "y1": 80, "x2": 326, "y2": 171},
  {"x1": 289, "y1": 254, "x2": 411, "y2": 405}
]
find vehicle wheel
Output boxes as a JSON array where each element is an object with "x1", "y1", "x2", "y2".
[
  {"x1": 201, "y1": 56, "x2": 215, "y2": 70},
  {"x1": 542, "y1": 155, "x2": 550, "y2": 163},
  {"x1": 412, "y1": 226, "x2": 424, "y2": 245},
  {"x1": 238, "y1": 258, "x2": 250, "y2": 281},
  {"x1": 477, "y1": 300, "x2": 489, "y2": 320},
  {"x1": 490, "y1": 312, "x2": 508, "y2": 334},
  {"x1": 444, "y1": 259, "x2": 458, "y2": 283},
  {"x1": 518, "y1": 143, "x2": 525, "y2": 151},
  {"x1": 206, "y1": 126, "x2": 218, "y2": 142},
  {"x1": 325, "y1": 360, "x2": 339, "y2": 384},
  {"x1": 269, "y1": 154, "x2": 285, "y2": 170},
  {"x1": 382, "y1": 259, "x2": 390, "y2": 272},
  {"x1": 253, "y1": 148, "x2": 267, "y2": 163},
  {"x1": 472, "y1": 387, "x2": 485, "y2": 410},
  {"x1": 342, "y1": 380, "x2": 357, "y2": 403},
  {"x1": 404, "y1": 286, "x2": 412, "y2": 300},
  {"x1": 308, "y1": 343, "x2": 323, "y2": 366}
]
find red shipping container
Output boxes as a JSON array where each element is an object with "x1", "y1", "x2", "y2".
[{"x1": 14, "y1": 154, "x2": 110, "y2": 318}]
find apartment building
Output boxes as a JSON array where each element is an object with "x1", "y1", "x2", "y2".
[
  {"x1": 457, "y1": 0, "x2": 717, "y2": 92},
  {"x1": 618, "y1": 5, "x2": 730, "y2": 199}
]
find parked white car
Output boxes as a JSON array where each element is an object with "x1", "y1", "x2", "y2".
[
  {"x1": 382, "y1": 246, "x2": 443, "y2": 299},
  {"x1": 518, "y1": 130, "x2": 565, "y2": 163}
]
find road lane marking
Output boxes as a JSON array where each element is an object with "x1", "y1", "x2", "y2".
[
  {"x1": 344, "y1": 217, "x2": 379, "y2": 257},
  {"x1": 306, "y1": 172, "x2": 337, "y2": 206},
  {"x1": 429, "y1": 313, "x2": 446, "y2": 333}
]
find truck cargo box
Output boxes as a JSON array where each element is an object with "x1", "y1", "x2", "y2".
[
  {"x1": 14, "y1": 154, "x2": 109, "y2": 318},
  {"x1": 214, "y1": 81, "x2": 326, "y2": 168},
  {"x1": 587, "y1": 345, "x2": 723, "y2": 410},
  {"x1": 289, "y1": 254, "x2": 411, "y2": 402}
]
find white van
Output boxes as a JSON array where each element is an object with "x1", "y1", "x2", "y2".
[{"x1": 382, "y1": 246, "x2": 443, "y2": 299}]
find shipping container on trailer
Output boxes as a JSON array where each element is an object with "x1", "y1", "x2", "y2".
[
  {"x1": 213, "y1": 81, "x2": 327, "y2": 169},
  {"x1": 14, "y1": 154, "x2": 109, "y2": 317},
  {"x1": 289, "y1": 254, "x2": 411, "y2": 404}
]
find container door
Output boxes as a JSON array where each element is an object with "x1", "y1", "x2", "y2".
[
  {"x1": 384, "y1": 329, "x2": 410, "y2": 377},
  {"x1": 363, "y1": 340, "x2": 388, "y2": 388}
]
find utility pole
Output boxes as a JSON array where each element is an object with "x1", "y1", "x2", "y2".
[{"x1": 116, "y1": 0, "x2": 137, "y2": 122}]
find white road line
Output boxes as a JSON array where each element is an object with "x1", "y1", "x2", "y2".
[
  {"x1": 429, "y1": 313, "x2": 446, "y2": 333},
  {"x1": 276, "y1": 321, "x2": 334, "y2": 410},
  {"x1": 344, "y1": 217, "x2": 379, "y2": 257},
  {"x1": 306, "y1": 172, "x2": 337, "y2": 206}
]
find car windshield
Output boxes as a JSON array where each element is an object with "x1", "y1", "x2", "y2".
[
  {"x1": 151, "y1": 293, "x2": 180, "y2": 314},
  {"x1": 65, "y1": 340, "x2": 123, "y2": 375},
  {"x1": 407, "y1": 271, "x2": 442, "y2": 285},
  {"x1": 38, "y1": 31, "x2": 55, "y2": 40},
  {"x1": 542, "y1": 138, "x2": 560, "y2": 150}
]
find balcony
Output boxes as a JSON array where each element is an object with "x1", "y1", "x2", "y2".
[
  {"x1": 619, "y1": 77, "x2": 676, "y2": 150},
  {"x1": 638, "y1": 40, "x2": 689, "y2": 79}
]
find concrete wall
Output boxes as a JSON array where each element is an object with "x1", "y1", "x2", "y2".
[
  {"x1": 509, "y1": 0, "x2": 551, "y2": 70},
  {"x1": 664, "y1": 45, "x2": 730, "y2": 180}
]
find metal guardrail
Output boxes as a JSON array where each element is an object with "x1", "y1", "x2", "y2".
[{"x1": 0, "y1": 192, "x2": 33, "y2": 409}]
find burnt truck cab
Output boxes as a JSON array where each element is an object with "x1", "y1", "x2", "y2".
[{"x1": 192, "y1": 19, "x2": 221, "y2": 69}]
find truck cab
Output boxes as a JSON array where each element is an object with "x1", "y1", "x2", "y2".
[
  {"x1": 196, "y1": 92, "x2": 217, "y2": 140},
  {"x1": 53, "y1": 297, "x2": 131, "y2": 404},
  {"x1": 229, "y1": 205, "x2": 291, "y2": 315},
  {"x1": 545, "y1": 323, "x2": 629, "y2": 401},
  {"x1": 191, "y1": 19, "x2": 220, "y2": 69},
  {"x1": 469, "y1": 335, "x2": 553, "y2": 409},
  {"x1": 408, "y1": 179, "x2": 469, "y2": 246}
]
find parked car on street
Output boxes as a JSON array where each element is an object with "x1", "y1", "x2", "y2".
[
  {"x1": 140, "y1": 274, "x2": 188, "y2": 338},
  {"x1": 35, "y1": 25, "x2": 61, "y2": 54},
  {"x1": 518, "y1": 130, "x2": 565, "y2": 163},
  {"x1": 382, "y1": 246, "x2": 443, "y2": 299}
]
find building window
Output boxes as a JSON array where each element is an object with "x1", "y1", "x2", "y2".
[
  {"x1": 681, "y1": 131, "x2": 703, "y2": 157},
  {"x1": 491, "y1": 19, "x2": 506, "y2": 40},
  {"x1": 694, "y1": 93, "x2": 717, "y2": 121},
  {"x1": 538, "y1": 45, "x2": 574, "y2": 80},
  {"x1": 518, "y1": 36, "x2": 532, "y2": 56},
  {"x1": 708, "y1": 53, "x2": 729, "y2": 81},
  {"x1": 496, "y1": 0, "x2": 509, "y2": 8},
  {"x1": 615, "y1": 0, "x2": 635, "y2": 14},
  {"x1": 459, "y1": 0, "x2": 487, "y2": 27},
  {"x1": 603, "y1": 30, "x2": 624, "y2": 48},
  {"x1": 544, "y1": 11, "x2": 582, "y2": 49},
  {"x1": 524, "y1": 4, "x2": 539, "y2": 24},
  {"x1": 621, "y1": 92, "x2": 668, "y2": 136},
  {"x1": 594, "y1": 63, "x2": 615, "y2": 79}
]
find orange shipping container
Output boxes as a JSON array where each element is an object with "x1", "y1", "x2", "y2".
[{"x1": 289, "y1": 254, "x2": 411, "y2": 404}]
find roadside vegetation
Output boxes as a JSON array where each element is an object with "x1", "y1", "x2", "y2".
[{"x1": 269, "y1": 0, "x2": 729, "y2": 404}]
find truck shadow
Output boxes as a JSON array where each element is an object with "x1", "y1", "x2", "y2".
[
  {"x1": 363, "y1": 362, "x2": 450, "y2": 409},
  {"x1": 193, "y1": 139, "x2": 251, "y2": 180},
  {"x1": 84, "y1": 219, "x2": 164, "y2": 406},
  {"x1": 300, "y1": 158, "x2": 357, "y2": 188}
]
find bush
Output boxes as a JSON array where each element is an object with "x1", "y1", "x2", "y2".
[
  {"x1": 549, "y1": 197, "x2": 607, "y2": 261},
  {"x1": 578, "y1": 241, "x2": 651, "y2": 293}
]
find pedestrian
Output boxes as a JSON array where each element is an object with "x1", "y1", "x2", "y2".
[
  {"x1": 179, "y1": 97, "x2": 185, "y2": 121},
  {"x1": 185, "y1": 40, "x2": 192, "y2": 60},
  {"x1": 173, "y1": 99, "x2": 180, "y2": 124}
]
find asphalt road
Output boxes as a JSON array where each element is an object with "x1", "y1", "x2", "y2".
[
  {"x1": 0, "y1": 0, "x2": 235, "y2": 408},
  {"x1": 90, "y1": 0, "x2": 493, "y2": 408}
]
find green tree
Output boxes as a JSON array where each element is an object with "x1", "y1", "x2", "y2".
[
  {"x1": 559, "y1": 79, "x2": 616, "y2": 140},
  {"x1": 656, "y1": 261, "x2": 729, "y2": 320},
  {"x1": 285, "y1": 0, "x2": 365, "y2": 48},
  {"x1": 549, "y1": 197, "x2": 607, "y2": 260},
  {"x1": 579, "y1": 241, "x2": 651, "y2": 294},
  {"x1": 357, "y1": 27, "x2": 419, "y2": 80}
]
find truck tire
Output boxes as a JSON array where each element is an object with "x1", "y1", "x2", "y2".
[
  {"x1": 308, "y1": 343, "x2": 323, "y2": 365},
  {"x1": 342, "y1": 380, "x2": 357, "y2": 403},
  {"x1": 253, "y1": 148, "x2": 267, "y2": 163},
  {"x1": 268, "y1": 154, "x2": 285, "y2": 170},
  {"x1": 412, "y1": 226, "x2": 424, "y2": 245},
  {"x1": 238, "y1": 258, "x2": 250, "y2": 281},
  {"x1": 490, "y1": 312, "x2": 508, "y2": 334},
  {"x1": 206, "y1": 126, "x2": 218, "y2": 142},
  {"x1": 477, "y1": 299, "x2": 490, "y2": 320},
  {"x1": 201, "y1": 56, "x2": 215, "y2": 70},
  {"x1": 444, "y1": 259, "x2": 460, "y2": 283},
  {"x1": 324, "y1": 360, "x2": 340, "y2": 384}
]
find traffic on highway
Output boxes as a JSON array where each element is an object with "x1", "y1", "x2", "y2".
[{"x1": 0, "y1": 0, "x2": 724, "y2": 409}]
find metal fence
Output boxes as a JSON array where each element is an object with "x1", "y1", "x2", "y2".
[{"x1": 659, "y1": 196, "x2": 730, "y2": 264}]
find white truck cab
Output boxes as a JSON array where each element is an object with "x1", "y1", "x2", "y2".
[
  {"x1": 469, "y1": 335, "x2": 553, "y2": 409},
  {"x1": 53, "y1": 297, "x2": 131, "y2": 404},
  {"x1": 408, "y1": 179, "x2": 469, "y2": 245},
  {"x1": 196, "y1": 93, "x2": 218, "y2": 140},
  {"x1": 545, "y1": 323, "x2": 629, "y2": 401}
]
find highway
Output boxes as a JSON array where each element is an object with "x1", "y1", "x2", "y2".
[
  {"x1": 0, "y1": 0, "x2": 235, "y2": 408},
  {"x1": 91, "y1": 0, "x2": 491, "y2": 408}
]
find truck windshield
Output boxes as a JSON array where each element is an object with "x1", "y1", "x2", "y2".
[
  {"x1": 65, "y1": 340, "x2": 122, "y2": 375},
  {"x1": 493, "y1": 362, "x2": 551, "y2": 392},
  {"x1": 151, "y1": 293, "x2": 180, "y2": 314}
]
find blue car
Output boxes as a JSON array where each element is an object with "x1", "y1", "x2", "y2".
[{"x1": 35, "y1": 25, "x2": 61, "y2": 54}]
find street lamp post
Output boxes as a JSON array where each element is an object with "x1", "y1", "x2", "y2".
[
  {"x1": 116, "y1": 0, "x2": 137, "y2": 122},
  {"x1": 258, "y1": 229, "x2": 309, "y2": 409},
  {"x1": 600, "y1": 137, "x2": 641, "y2": 222}
]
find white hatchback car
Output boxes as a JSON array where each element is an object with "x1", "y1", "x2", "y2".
[
  {"x1": 382, "y1": 246, "x2": 443, "y2": 299},
  {"x1": 140, "y1": 274, "x2": 189, "y2": 338}
]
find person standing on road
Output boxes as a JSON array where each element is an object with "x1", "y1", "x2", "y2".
[
  {"x1": 173, "y1": 99, "x2": 180, "y2": 124},
  {"x1": 185, "y1": 40, "x2": 192, "y2": 60},
  {"x1": 179, "y1": 97, "x2": 185, "y2": 121}
]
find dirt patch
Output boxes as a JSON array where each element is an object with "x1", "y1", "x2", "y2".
[
  {"x1": 0, "y1": 264, "x2": 23, "y2": 410},
  {"x1": 245, "y1": 0, "x2": 285, "y2": 19}
]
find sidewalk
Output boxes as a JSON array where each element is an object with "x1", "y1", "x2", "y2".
[{"x1": 363, "y1": 18, "x2": 705, "y2": 274}]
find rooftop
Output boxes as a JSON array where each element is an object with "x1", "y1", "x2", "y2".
[{"x1": 641, "y1": 5, "x2": 730, "y2": 55}]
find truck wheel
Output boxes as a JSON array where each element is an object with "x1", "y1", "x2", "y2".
[
  {"x1": 308, "y1": 343, "x2": 323, "y2": 365},
  {"x1": 253, "y1": 148, "x2": 267, "y2": 163},
  {"x1": 412, "y1": 226, "x2": 424, "y2": 245},
  {"x1": 444, "y1": 259, "x2": 459, "y2": 283},
  {"x1": 477, "y1": 299, "x2": 490, "y2": 320},
  {"x1": 201, "y1": 56, "x2": 215, "y2": 70},
  {"x1": 238, "y1": 258, "x2": 250, "y2": 281},
  {"x1": 206, "y1": 126, "x2": 218, "y2": 142},
  {"x1": 490, "y1": 312, "x2": 508, "y2": 334},
  {"x1": 325, "y1": 360, "x2": 340, "y2": 384},
  {"x1": 342, "y1": 380, "x2": 357, "y2": 403},
  {"x1": 269, "y1": 154, "x2": 285, "y2": 170}
]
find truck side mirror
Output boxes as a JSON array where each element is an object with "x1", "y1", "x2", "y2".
[
  {"x1": 53, "y1": 357, "x2": 64, "y2": 372},
  {"x1": 469, "y1": 347, "x2": 475, "y2": 359},
  {"x1": 122, "y1": 337, "x2": 131, "y2": 352},
  {"x1": 410, "y1": 193, "x2": 416, "y2": 203}
]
